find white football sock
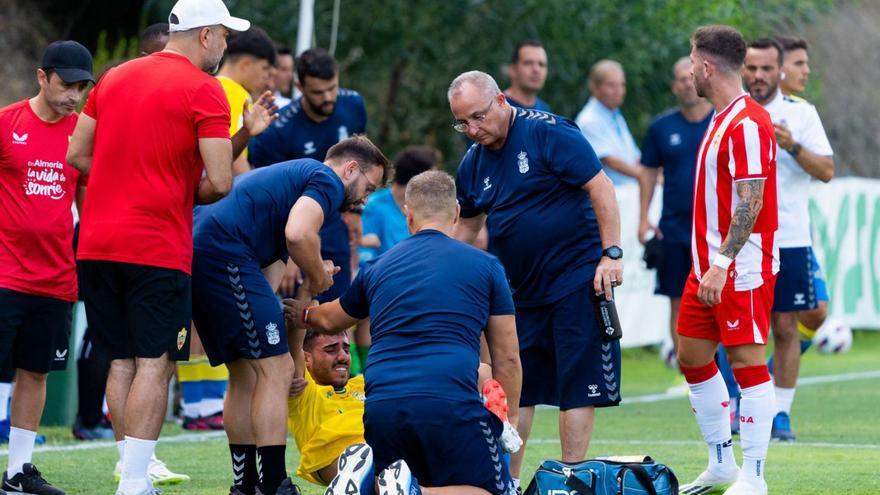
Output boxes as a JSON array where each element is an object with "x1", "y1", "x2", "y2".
[
  {"x1": 739, "y1": 380, "x2": 775, "y2": 484},
  {"x1": 117, "y1": 439, "x2": 126, "y2": 462},
  {"x1": 118, "y1": 436, "x2": 156, "y2": 494},
  {"x1": 0, "y1": 382, "x2": 11, "y2": 422},
  {"x1": 6, "y1": 427, "x2": 37, "y2": 477},
  {"x1": 199, "y1": 398, "x2": 224, "y2": 417},
  {"x1": 687, "y1": 370, "x2": 737, "y2": 475},
  {"x1": 775, "y1": 386, "x2": 795, "y2": 415}
]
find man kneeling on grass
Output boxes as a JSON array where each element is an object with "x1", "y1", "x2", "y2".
[{"x1": 285, "y1": 170, "x2": 521, "y2": 495}]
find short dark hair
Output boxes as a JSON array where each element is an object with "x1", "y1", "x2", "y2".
[
  {"x1": 392, "y1": 146, "x2": 441, "y2": 186},
  {"x1": 326, "y1": 135, "x2": 392, "y2": 184},
  {"x1": 139, "y1": 23, "x2": 169, "y2": 54},
  {"x1": 775, "y1": 35, "x2": 809, "y2": 54},
  {"x1": 691, "y1": 25, "x2": 746, "y2": 72},
  {"x1": 296, "y1": 47, "x2": 337, "y2": 83},
  {"x1": 226, "y1": 27, "x2": 277, "y2": 65},
  {"x1": 748, "y1": 37, "x2": 784, "y2": 67},
  {"x1": 511, "y1": 39, "x2": 544, "y2": 64},
  {"x1": 303, "y1": 329, "x2": 320, "y2": 351},
  {"x1": 276, "y1": 44, "x2": 293, "y2": 57}
]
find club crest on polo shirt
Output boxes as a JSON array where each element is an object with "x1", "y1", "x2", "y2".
[
  {"x1": 669, "y1": 133, "x2": 681, "y2": 146},
  {"x1": 177, "y1": 327, "x2": 187, "y2": 350},
  {"x1": 266, "y1": 322, "x2": 280, "y2": 345},
  {"x1": 517, "y1": 151, "x2": 529, "y2": 174}
]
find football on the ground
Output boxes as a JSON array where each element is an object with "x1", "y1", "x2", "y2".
[{"x1": 814, "y1": 318, "x2": 853, "y2": 354}]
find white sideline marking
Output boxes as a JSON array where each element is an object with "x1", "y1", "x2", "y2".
[
  {"x1": 2, "y1": 370, "x2": 878, "y2": 456},
  {"x1": 529, "y1": 438, "x2": 880, "y2": 450}
]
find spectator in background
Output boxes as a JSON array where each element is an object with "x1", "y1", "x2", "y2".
[
  {"x1": 139, "y1": 23, "x2": 169, "y2": 56},
  {"x1": 272, "y1": 45, "x2": 295, "y2": 109},
  {"x1": 638, "y1": 57, "x2": 713, "y2": 363},
  {"x1": 575, "y1": 60, "x2": 643, "y2": 185},
  {"x1": 503, "y1": 40, "x2": 551, "y2": 112},
  {"x1": 216, "y1": 26, "x2": 277, "y2": 175},
  {"x1": 0, "y1": 39, "x2": 93, "y2": 495}
]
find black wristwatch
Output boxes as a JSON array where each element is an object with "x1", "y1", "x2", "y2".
[
  {"x1": 788, "y1": 142, "x2": 802, "y2": 158},
  {"x1": 602, "y1": 245, "x2": 623, "y2": 260}
]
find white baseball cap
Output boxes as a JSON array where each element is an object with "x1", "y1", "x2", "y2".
[{"x1": 168, "y1": 0, "x2": 251, "y2": 33}]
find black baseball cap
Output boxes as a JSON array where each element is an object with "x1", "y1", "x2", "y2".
[{"x1": 41, "y1": 40, "x2": 95, "y2": 84}]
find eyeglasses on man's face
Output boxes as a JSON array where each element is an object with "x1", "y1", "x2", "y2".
[{"x1": 452, "y1": 99, "x2": 495, "y2": 133}]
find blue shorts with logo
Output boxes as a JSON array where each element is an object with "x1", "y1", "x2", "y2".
[
  {"x1": 811, "y1": 249, "x2": 829, "y2": 303},
  {"x1": 773, "y1": 247, "x2": 819, "y2": 312},
  {"x1": 191, "y1": 253, "x2": 288, "y2": 366},
  {"x1": 516, "y1": 282, "x2": 621, "y2": 410},
  {"x1": 364, "y1": 397, "x2": 515, "y2": 495},
  {"x1": 655, "y1": 240, "x2": 692, "y2": 298}
]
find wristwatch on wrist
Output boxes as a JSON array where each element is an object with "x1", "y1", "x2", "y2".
[
  {"x1": 602, "y1": 245, "x2": 623, "y2": 260},
  {"x1": 788, "y1": 142, "x2": 802, "y2": 158}
]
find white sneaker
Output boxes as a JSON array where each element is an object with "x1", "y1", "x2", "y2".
[
  {"x1": 147, "y1": 455, "x2": 191, "y2": 485},
  {"x1": 723, "y1": 479, "x2": 767, "y2": 495},
  {"x1": 377, "y1": 460, "x2": 420, "y2": 495},
  {"x1": 680, "y1": 469, "x2": 739, "y2": 494},
  {"x1": 325, "y1": 443, "x2": 374, "y2": 495},
  {"x1": 114, "y1": 456, "x2": 190, "y2": 485}
]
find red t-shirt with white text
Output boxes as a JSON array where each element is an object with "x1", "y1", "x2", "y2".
[
  {"x1": 0, "y1": 100, "x2": 82, "y2": 302},
  {"x1": 77, "y1": 51, "x2": 231, "y2": 274}
]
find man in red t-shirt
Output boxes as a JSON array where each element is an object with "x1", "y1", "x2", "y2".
[
  {"x1": 677, "y1": 26, "x2": 779, "y2": 495},
  {"x1": 65, "y1": 1, "x2": 251, "y2": 494},
  {"x1": 0, "y1": 40, "x2": 94, "y2": 495}
]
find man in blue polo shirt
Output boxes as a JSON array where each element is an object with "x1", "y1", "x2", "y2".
[
  {"x1": 448, "y1": 70, "x2": 623, "y2": 492},
  {"x1": 192, "y1": 136, "x2": 388, "y2": 495},
  {"x1": 248, "y1": 47, "x2": 367, "y2": 304},
  {"x1": 503, "y1": 40, "x2": 552, "y2": 112},
  {"x1": 639, "y1": 56, "x2": 713, "y2": 364},
  {"x1": 287, "y1": 171, "x2": 522, "y2": 495}
]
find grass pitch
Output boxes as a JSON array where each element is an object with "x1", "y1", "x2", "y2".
[{"x1": 5, "y1": 332, "x2": 879, "y2": 494}]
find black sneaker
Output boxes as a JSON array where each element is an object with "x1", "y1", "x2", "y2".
[
  {"x1": 2, "y1": 463, "x2": 65, "y2": 495},
  {"x1": 229, "y1": 486, "x2": 254, "y2": 495},
  {"x1": 255, "y1": 478, "x2": 302, "y2": 495}
]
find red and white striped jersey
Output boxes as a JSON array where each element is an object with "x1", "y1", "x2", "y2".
[{"x1": 691, "y1": 94, "x2": 779, "y2": 292}]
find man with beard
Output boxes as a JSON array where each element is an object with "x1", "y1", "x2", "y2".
[
  {"x1": 0, "y1": 40, "x2": 93, "y2": 495},
  {"x1": 191, "y1": 136, "x2": 389, "y2": 495},
  {"x1": 503, "y1": 40, "x2": 551, "y2": 112},
  {"x1": 735, "y1": 38, "x2": 833, "y2": 442},
  {"x1": 66, "y1": 1, "x2": 252, "y2": 493},
  {"x1": 249, "y1": 48, "x2": 367, "y2": 308},
  {"x1": 677, "y1": 26, "x2": 779, "y2": 495}
]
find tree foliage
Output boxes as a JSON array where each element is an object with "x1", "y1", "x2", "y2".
[{"x1": 155, "y1": 0, "x2": 834, "y2": 167}]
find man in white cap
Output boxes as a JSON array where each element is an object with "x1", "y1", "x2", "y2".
[{"x1": 66, "y1": 2, "x2": 262, "y2": 495}]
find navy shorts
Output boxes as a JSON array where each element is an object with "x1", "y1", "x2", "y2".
[
  {"x1": 655, "y1": 240, "x2": 691, "y2": 298},
  {"x1": 773, "y1": 247, "x2": 818, "y2": 312},
  {"x1": 0, "y1": 288, "x2": 71, "y2": 374},
  {"x1": 364, "y1": 398, "x2": 515, "y2": 495},
  {"x1": 516, "y1": 285, "x2": 621, "y2": 410},
  {"x1": 192, "y1": 254, "x2": 288, "y2": 366}
]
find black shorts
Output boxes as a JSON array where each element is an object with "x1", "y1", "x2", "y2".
[
  {"x1": 78, "y1": 260, "x2": 192, "y2": 361},
  {"x1": 0, "y1": 287, "x2": 72, "y2": 374}
]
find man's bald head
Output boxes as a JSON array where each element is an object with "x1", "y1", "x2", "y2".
[
  {"x1": 588, "y1": 59, "x2": 626, "y2": 109},
  {"x1": 589, "y1": 59, "x2": 624, "y2": 86},
  {"x1": 405, "y1": 171, "x2": 458, "y2": 226},
  {"x1": 447, "y1": 70, "x2": 501, "y2": 103}
]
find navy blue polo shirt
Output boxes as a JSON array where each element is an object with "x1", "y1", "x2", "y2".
[
  {"x1": 456, "y1": 108, "x2": 604, "y2": 308},
  {"x1": 193, "y1": 159, "x2": 344, "y2": 267},
  {"x1": 340, "y1": 229, "x2": 515, "y2": 403}
]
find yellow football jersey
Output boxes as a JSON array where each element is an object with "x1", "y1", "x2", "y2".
[
  {"x1": 217, "y1": 76, "x2": 252, "y2": 158},
  {"x1": 287, "y1": 370, "x2": 365, "y2": 485}
]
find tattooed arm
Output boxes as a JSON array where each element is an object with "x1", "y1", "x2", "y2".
[
  {"x1": 697, "y1": 178, "x2": 765, "y2": 306},
  {"x1": 720, "y1": 179, "x2": 765, "y2": 258}
]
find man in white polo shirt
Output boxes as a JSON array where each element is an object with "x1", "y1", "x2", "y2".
[{"x1": 742, "y1": 37, "x2": 833, "y2": 442}]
